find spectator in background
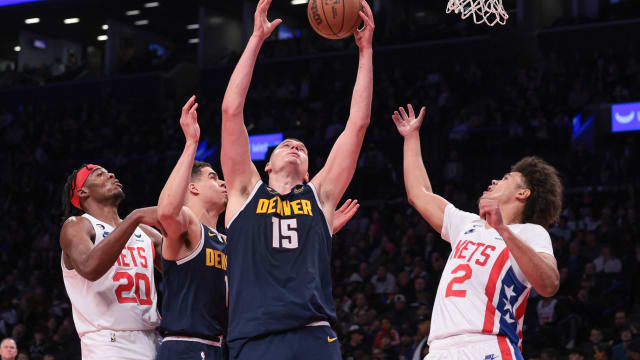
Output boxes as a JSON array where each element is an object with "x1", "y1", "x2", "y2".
[
  {"x1": 581, "y1": 327, "x2": 605, "y2": 358},
  {"x1": 411, "y1": 320, "x2": 430, "y2": 360},
  {"x1": 612, "y1": 327, "x2": 633, "y2": 360},
  {"x1": 343, "y1": 325, "x2": 368, "y2": 360},
  {"x1": 594, "y1": 245, "x2": 623, "y2": 274},
  {"x1": 374, "y1": 317, "x2": 400, "y2": 348},
  {"x1": 0, "y1": 338, "x2": 17, "y2": 360},
  {"x1": 371, "y1": 266, "x2": 395, "y2": 295}
]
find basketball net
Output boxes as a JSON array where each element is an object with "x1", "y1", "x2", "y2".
[{"x1": 446, "y1": 0, "x2": 508, "y2": 26}]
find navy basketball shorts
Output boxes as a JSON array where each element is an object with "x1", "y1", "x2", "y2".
[
  {"x1": 231, "y1": 325, "x2": 341, "y2": 360},
  {"x1": 157, "y1": 337, "x2": 226, "y2": 360}
]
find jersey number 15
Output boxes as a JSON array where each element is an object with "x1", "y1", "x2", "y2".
[{"x1": 272, "y1": 217, "x2": 299, "y2": 249}]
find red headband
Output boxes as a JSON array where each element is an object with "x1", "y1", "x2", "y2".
[{"x1": 70, "y1": 164, "x2": 101, "y2": 210}]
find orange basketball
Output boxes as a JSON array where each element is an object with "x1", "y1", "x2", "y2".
[{"x1": 307, "y1": 0, "x2": 363, "y2": 40}]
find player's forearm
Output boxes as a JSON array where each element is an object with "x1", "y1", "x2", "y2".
[
  {"x1": 347, "y1": 48, "x2": 373, "y2": 129},
  {"x1": 403, "y1": 133, "x2": 433, "y2": 201},
  {"x1": 81, "y1": 212, "x2": 144, "y2": 281},
  {"x1": 221, "y1": 36, "x2": 263, "y2": 116},
  {"x1": 497, "y1": 225, "x2": 560, "y2": 297},
  {"x1": 158, "y1": 141, "x2": 198, "y2": 221}
]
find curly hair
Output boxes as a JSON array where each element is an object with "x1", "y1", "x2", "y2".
[{"x1": 511, "y1": 156, "x2": 563, "y2": 228}]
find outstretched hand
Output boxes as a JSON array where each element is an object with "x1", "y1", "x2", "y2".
[
  {"x1": 253, "y1": 0, "x2": 282, "y2": 41},
  {"x1": 391, "y1": 104, "x2": 426, "y2": 137},
  {"x1": 354, "y1": 0, "x2": 374, "y2": 49},
  {"x1": 180, "y1": 95, "x2": 199, "y2": 143},
  {"x1": 332, "y1": 199, "x2": 360, "y2": 235}
]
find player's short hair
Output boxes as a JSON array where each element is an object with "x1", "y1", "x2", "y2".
[
  {"x1": 511, "y1": 156, "x2": 563, "y2": 228},
  {"x1": 191, "y1": 161, "x2": 213, "y2": 182}
]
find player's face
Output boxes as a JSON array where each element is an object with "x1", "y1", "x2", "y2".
[
  {"x1": 82, "y1": 167, "x2": 125, "y2": 203},
  {"x1": 0, "y1": 339, "x2": 17, "y2": 358},
  {"x1": 267, "y1": 140, "x2": 309, "y2": 178},
  {"x1": 480, "y1": 171, "x2": 527, "y2": 204},
  {"x1": 194, "y1": 167, "x2": 227, "y2": 210}
]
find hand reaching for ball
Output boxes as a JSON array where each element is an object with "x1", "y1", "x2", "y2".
[
  {"x1": 253, "y1": 0, "x2": 282, "y2": 42},
  {"x1": 354, "y1": 0, "x2": 375, "y2": 49}
]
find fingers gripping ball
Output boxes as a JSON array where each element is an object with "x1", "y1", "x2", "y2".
[{"x1": 308, "y1": 0, "x2": 363, "y2": 39}]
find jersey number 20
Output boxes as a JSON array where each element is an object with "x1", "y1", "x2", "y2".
[
  {"x1": 113, "y1": 272, "x2": 153, "y2": 305},
  {"x1": 272, "y1": 217, "x2": 298, "y2": 249}
]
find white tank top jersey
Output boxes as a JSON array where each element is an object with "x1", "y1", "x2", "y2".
[
  {"x1": 428, "y1": 204, "x2": 554, "y2": 350},
  {"x1": 62, "y1": 213, "x2": 160, "y2": 338}
]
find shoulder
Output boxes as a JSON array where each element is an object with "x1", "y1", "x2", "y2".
[
  {"x1": 60, "y1": 216, "x2": 95, "y2": 245},
  {"x1": 61, "y1": 215, "x2": 94, "y2": 234}
]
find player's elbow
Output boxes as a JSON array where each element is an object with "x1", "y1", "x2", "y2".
[
  {"x1": 221, "y1": 102, "x2": 242, "y2": 117},
  {"x1": 157, "y1": 208, "x2": 177, "y2": 225},
  {"x1": 78, "y1": 266, "x2": 103, "y2": 282},
  {"x1": 537, "y1": 278, "x2": 560, "y2": 298}
]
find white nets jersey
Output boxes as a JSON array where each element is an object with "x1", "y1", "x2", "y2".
[
  {"x1": 428, "y1": 204, "x2": 554, "y2": 350},
  {"x1": 62, "y1": 213, "x2": 160, "y2": 338}
]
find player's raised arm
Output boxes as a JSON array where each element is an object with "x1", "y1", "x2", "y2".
[
  {"x1": 60, "y1": 207, "x2": 160, "y2": 281},
  {"x1": 157, "y1": 96, "x2": 202, "y2": 260},
  {"x1": 392, "y1": 104, "x2": 449, "y2": 234},
  {"x1": 221, "y1": 0, "x2": 281, "y2": 218},
  {"x1": 311, "y1": 0, "x2": 374, "y2": 224}
]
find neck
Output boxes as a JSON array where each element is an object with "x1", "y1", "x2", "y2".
[
  {"x1": 496, "y1": 201, "x2": 523, "y2": 226},
  {"x1": 83, "y1": 202, "x2": 121, "y2": 227},
  {"x1": 186, "y1": 200, "x2": 221, "y2": 229},
  {"x1": 268, "y1": 170, "x2": 304, "y2": 195}
]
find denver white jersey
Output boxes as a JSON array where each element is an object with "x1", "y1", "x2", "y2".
[
  {"x1": 428, "y1": 204, "x2": 554, "y2": 350},
  {"x1": 62, "y1": 214, "x2": 160, "y2": 338}
]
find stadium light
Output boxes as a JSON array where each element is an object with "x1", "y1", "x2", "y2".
[
  {"x1": 24, "y1": 17, "x2": 40, "y2": 24},
  {"x1": 97, "y1": 35, "x2": 108, "y2": 41},
  {"x1": 291, "y1": 0, "x2": 308, "y2": 4},
  {"x1": 188, "y1": 38, "x2": 199, "y2": 44},
  {"x1": 144, "y1": 2, "x2": 159, "y2": 7},
  {"x1": 134, "y1": 19, "x2": 149, "y2": 25},
  {"x1": 126, "y1": 10, "x2": 140, "y2": 16},
  {"x1": 186, "y1": 23, "x2": 199, "y2": 30},
  {"x1": 102, "y1": 24, "x2": 108, "y2": 30},
  {"x1": 14, "y1": 46, "x2": 21, "y2": 52},
  {"x1": 64, "y1": 18, "x2": 79, "y2": 24}
]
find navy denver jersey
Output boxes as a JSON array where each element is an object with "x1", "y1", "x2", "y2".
[
  {"x1": 226, "y1": 181, "x2": 337, "y2": 350},
  {"x1": 159, "y1": 224, "x2": 228, "y2": 340}
]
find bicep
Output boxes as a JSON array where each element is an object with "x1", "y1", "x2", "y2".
[
  {"x1": 161, "y1": 207, "x2": 200, "y2": 260},
  {"x1": 313, "y1": 124, "x2": 367, "y2": 208},
  {"x1": 221, "y1": 113, "x2": 261, "y2": 193},
  {"x1": 409, "y1": 191, "x2": 449, "y2": 236}
]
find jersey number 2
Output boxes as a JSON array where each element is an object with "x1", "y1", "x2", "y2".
[
  {"x1": 113, "y1": 272, "x2": 152, "y2": 305},
  {"x1": 445, "y1": 264, "x2": 472, "y2": 298},
  {"x1": 272, "y1": 217, "x2": 298, "y2": 249}
]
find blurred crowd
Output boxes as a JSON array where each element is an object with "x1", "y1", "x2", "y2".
[{"x1": 0, "y1": 23, "x2": 639, "y2": 360}]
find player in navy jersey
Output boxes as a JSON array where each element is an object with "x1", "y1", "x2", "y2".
[
  {"x1": 220, "y1": 0, "x2": 374, "y2": 358},
  {"x1": 156, "y1": 96, "x2": 360, "y2": 359},
  {"x1": 156, "y1": 96, "x2": 229, "y2": 359}
]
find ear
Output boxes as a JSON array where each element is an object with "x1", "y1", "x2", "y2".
[
  {"x1": 517, "y1": 188, "x2": 531, "y2": 201},
  {"x1": 77, "y1": 187, "x2": 89, "y2": 200},
  {"x1": 304, "y1": 172, "x2": 310, "y2": 183},
  {"x1": 188, "y1": 182, "x2": 199, "y2": 196},
  {"x1": 265, "y1": 161, "x2": 272, "y2": 174}
]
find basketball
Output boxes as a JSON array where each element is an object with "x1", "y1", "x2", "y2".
[{"x1": 307, "y1": 0, "x2": 363, "y2": 40}]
